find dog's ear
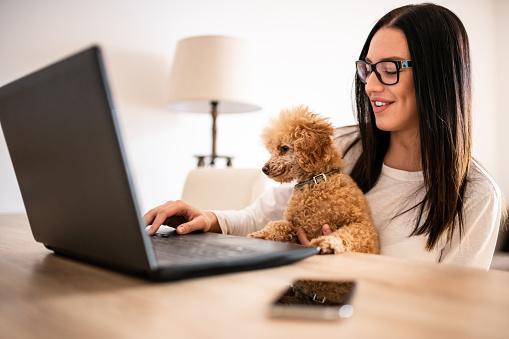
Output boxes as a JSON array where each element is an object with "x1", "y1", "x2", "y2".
[{"x1": 293, "y1": 122, "x2": 335, "y2": 173}]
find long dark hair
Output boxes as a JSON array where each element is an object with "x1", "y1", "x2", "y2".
[{"x1": 351, "y1": 3, "x2": 472, "y2": 250}]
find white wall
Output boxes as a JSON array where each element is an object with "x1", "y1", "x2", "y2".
[
  {"x1": 0, "y1": 0, "x2": 506, "y2": 213},
  {"x1": 495, "y1": 0, "x2": 509, "y2": 202}
]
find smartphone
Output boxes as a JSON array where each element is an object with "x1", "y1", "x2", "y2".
[{"x1": 268, "y1": 279, "x2": 356, "y2": 320}]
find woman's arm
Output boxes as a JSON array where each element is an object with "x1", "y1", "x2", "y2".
[
  {"x1": 439, "y1": 183, "x2": 502, "y2": 270},
  {"x1": 144, "y1": 184, "x2": 292, "y2": 236},
  {"x1": 212, "y1": 184, "x2": 292, "y2": 236}
]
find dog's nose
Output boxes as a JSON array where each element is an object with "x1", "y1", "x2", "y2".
[{"x1": 262, "y1": 165, "x2": 270, "y2": 175}]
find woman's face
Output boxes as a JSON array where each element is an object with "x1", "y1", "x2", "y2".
[{"x1": 365, "y1": 27, "x2": 418, "y2": 134}]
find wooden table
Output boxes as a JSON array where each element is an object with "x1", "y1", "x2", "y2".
[{"x1": 1, "y1": 214, "x2": 508, "y2": 339}]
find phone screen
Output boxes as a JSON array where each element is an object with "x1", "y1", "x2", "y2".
[{"x1": 269, "y1": 279, "x2": 356, "y2": 320}]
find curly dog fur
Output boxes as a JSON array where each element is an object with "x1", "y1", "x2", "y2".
[{"x1": 248, "y1": 106, "x2": 379, "y2": 254}]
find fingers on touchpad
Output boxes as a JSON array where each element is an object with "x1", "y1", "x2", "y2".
[{"x1": 145, "y1": 225, "x2": 176, "y2": 237}]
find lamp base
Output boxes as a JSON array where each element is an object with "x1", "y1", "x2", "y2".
[{"x1": 195, "y1": 155, "x2": 233, "y2": 168}]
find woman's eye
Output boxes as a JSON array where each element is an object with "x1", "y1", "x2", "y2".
[{"x1": 280, "y1": 145, "x2": 290, "y2": 154}]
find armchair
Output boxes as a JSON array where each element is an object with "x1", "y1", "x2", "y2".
[{"x1": 181, "y1": 168, "x2": 269, "y2": 210}]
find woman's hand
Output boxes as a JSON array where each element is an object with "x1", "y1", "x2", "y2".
[
  {"x1": 297, "y1": 224, "x2": 333, "y2": 246},
  {"x1": 144, "y1": 200, "x2": 220, "y2": 235}
]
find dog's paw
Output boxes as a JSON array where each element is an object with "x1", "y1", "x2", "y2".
[
  {"x1": 247, "y1": 230, "x2": 268, "y2": 239},
  {"x1": 309, "y1": 235, "x2": 345, "y2": 255}
]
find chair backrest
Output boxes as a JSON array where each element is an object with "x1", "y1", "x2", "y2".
[{"x1": 181, "y1": 168, "x2": 269, "y2": 210}]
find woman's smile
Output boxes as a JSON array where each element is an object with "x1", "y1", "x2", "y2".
[{"x1": 370, "y1": 97, "x2": 394, "y2": 114}]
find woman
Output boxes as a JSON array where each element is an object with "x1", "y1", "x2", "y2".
[{"x1": 145, "y1": 3, "x2": 502, "y2": 270}]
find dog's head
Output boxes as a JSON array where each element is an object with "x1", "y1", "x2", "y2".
[{"x1": 261, "y1": 106, "x2": 343, "y2": 183}]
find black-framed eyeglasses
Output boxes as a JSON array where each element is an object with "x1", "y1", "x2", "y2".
[{"x1": 355, "y1": 59, "x2": 413, "y2": 85}]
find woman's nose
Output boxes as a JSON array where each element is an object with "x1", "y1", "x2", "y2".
[{"x1": 364, "y1": 71, "x2": 384, "y2": 95}]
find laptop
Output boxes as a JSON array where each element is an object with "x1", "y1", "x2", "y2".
[{"x1": 0, "y1": 46, "x2": 318, "y2": 281}]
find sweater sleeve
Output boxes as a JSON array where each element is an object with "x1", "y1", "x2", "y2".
[
  {"x1": 211, "y1": 184, "x2": 293, "y2": 236},
  {"x1": 439, "y1": 176, "x2": 502, "y2": 270}
]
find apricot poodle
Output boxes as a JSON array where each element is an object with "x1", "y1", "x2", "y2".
[{"x1": 248, "y1": 106, "x2": 379, "y2": 254}]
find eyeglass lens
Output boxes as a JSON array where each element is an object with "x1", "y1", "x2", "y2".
[{"x1": 356, "y1": 61, "x2": 398, "y2": 85}]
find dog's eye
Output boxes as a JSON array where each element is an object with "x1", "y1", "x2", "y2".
[{"x1": 280, "y1": 145, "x2": 290, "y2": 154}]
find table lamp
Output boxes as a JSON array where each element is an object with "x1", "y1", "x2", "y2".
[{"x1": 167, "y1": 35, "x2": 261, "y2": 167}]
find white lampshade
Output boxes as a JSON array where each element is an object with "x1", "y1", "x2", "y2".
[{"x1": 167, "y1": 35, "x2": 261, "y2": 113}]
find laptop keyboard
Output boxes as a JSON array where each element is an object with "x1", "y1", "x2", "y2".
[{"x1": 150, "y1": 233, "x2": 261, "y2": 264}]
